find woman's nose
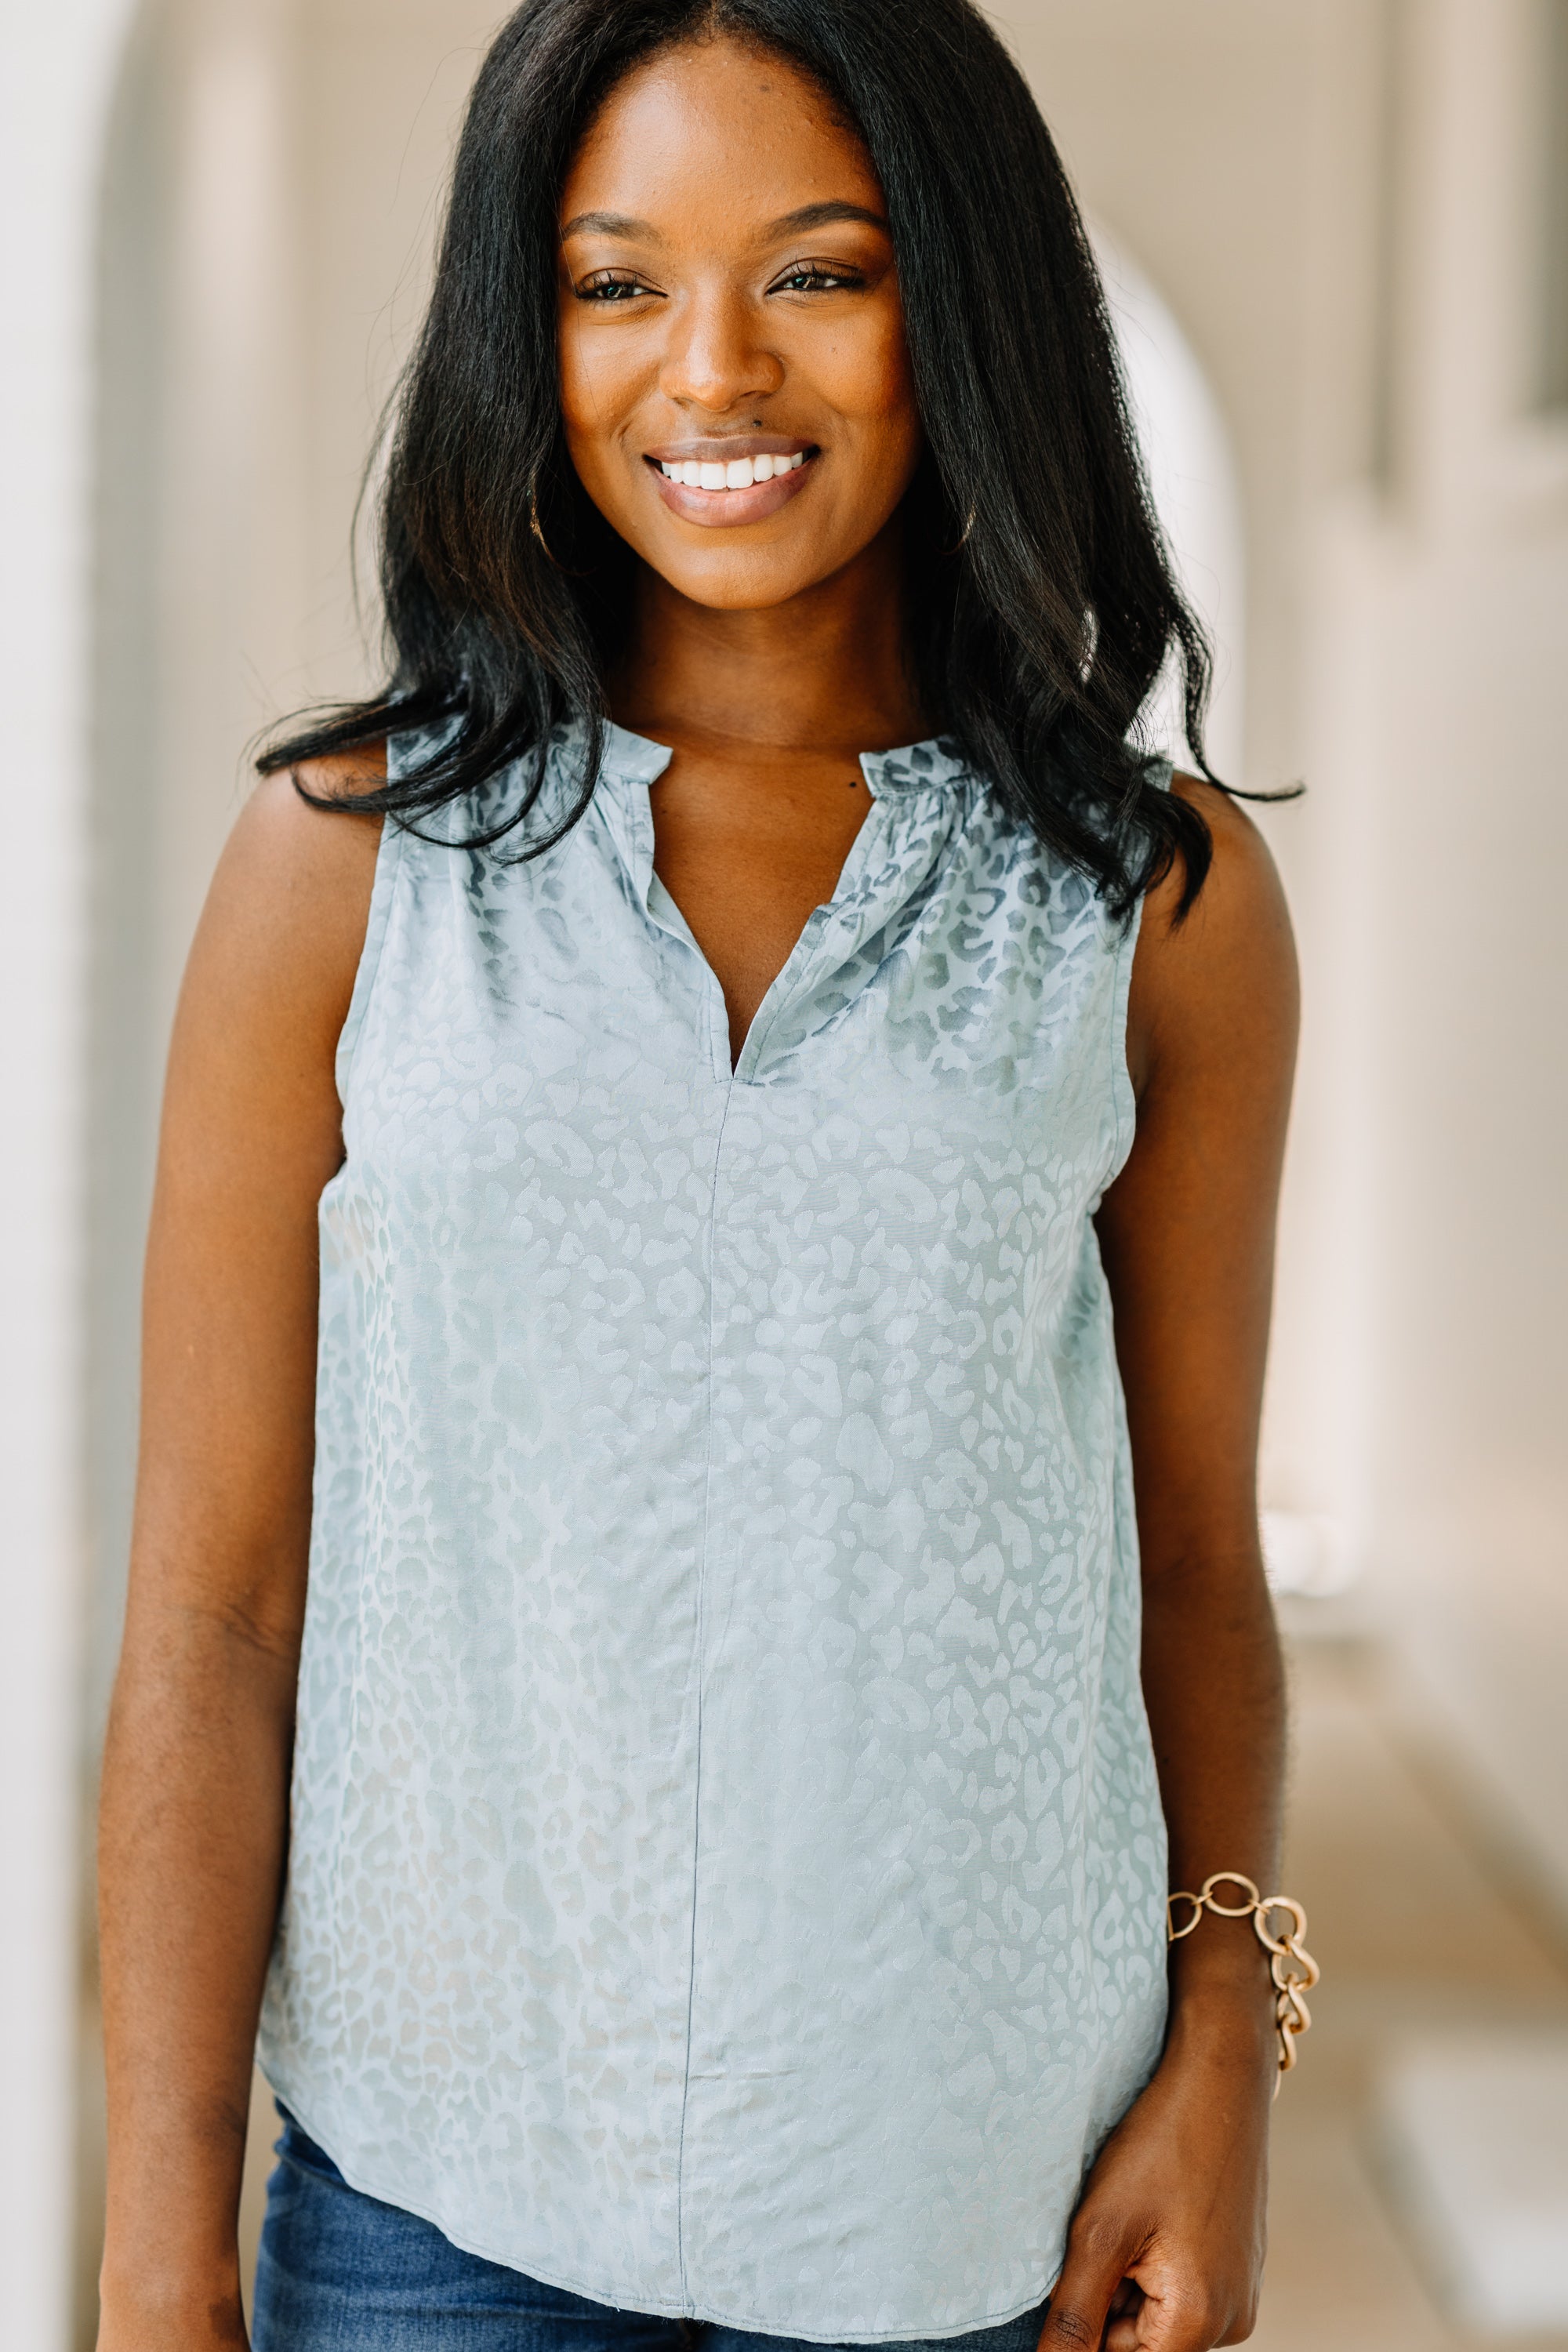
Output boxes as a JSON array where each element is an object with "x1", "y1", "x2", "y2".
[{"x1": 659, "y1": 286, "x2": 785, "y2": 412}]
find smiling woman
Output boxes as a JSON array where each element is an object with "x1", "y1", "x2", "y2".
[
  {"x1": 95, "y1": 7, "x2": 1299, "y2": 2352},
  {"x1": 557, "y1": 69, "x2": 920, "y2": 597}
]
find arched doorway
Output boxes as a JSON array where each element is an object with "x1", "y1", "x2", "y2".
[{"x1": 1094, "y1": 229, "x2": 1248, "y2": 782}]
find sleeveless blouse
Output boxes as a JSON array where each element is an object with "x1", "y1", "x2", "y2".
[{"x1": 258, "y1": 721, "x2": 1169, "y2": 2343}]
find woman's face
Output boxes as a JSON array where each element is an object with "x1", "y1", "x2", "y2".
[{"x1": 557, "y1": 36, "x2": 924, "y2": 612}]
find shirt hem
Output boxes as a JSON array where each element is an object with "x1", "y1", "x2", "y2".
[{"x1": 256, "y1": 2064, "x2": 1062, "y2": 2347}]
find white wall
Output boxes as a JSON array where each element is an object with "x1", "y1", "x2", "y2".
[
  {"x1": 1098, "y1": 234, "x2": 1248, "y2": 783},
  {"x1": 1, "y1": 2, "x2": 140, "y2": 2338},
  {"x1": 1332, "y1": 0, "x2": 1568, "y2": 1896}
]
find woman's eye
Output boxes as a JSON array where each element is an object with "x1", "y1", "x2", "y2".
[
  {"x1": 577, "y1": 274, "x2": 659, "y2": 303},
  {"x1": 770, "y1": 264, "x2": 864, "y2": 295}
]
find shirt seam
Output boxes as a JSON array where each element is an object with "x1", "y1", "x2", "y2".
[{"x1": 675, "y1": 1077, "x2": 733, "y2": 2305}]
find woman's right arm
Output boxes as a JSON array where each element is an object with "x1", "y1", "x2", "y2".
[{"x1": 96, "y1": 762, "x2": 382, "y2": 2350}]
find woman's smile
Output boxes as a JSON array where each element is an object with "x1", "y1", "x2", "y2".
[{"x1": 646, "y1": 437, "x2": 817, "y2": 524}]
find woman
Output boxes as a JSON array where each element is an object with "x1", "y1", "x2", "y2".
[{"x1": 97, "y1": 3, "x2": 1301, "y2": 2348}]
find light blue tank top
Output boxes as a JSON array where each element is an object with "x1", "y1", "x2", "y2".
[{"x1": 259, "y1": 720, "x2": 1168, "y2": 2343}]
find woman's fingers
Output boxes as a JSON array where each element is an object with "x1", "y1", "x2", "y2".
[
  {"x1": 1109, "y1": 2263, "x2": 1232, "y2": 2351},
  {"x1": 1038, "y1": 2219, "x2": 1141, "y2": 2349},
  {"x1": 1044, "y1": 2236, "x2": 1233, "y2": 2352},
  {"x1": 1102, "y1": 2279, "x2": 1145, "y2": 2350}
]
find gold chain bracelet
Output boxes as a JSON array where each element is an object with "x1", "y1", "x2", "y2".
[{"x1": 1167, "y1": 1872, "x2": 1319, "y2": 2092}]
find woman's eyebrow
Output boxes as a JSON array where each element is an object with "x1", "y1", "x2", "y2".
[
  {"x1": 560, "y1": 210, "x2": 662, "y2": 241},
  {"x1": 765, "y1": 200, "x2": 888, "y2": 234}
]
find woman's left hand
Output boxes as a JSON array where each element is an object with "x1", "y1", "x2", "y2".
[{"x1": 1036, "y1": 1991, "x2": 1276, "y2": 2350}]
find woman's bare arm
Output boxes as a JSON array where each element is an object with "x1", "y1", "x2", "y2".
[
  {"x1": 1040, "y1": 782, "x2": 1299, "y2": 2352},
  {"x1": 97, "y1": 762, "x2": 381, "y2": 2349}
]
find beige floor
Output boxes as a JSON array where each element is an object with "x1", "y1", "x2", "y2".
[
  {"x1": 232, "y1": 1632, "x2": 1568, "y2": 2347},
  {"x1": 1252, "y1": 1633, "x2": 1568, "y2": 2351}
]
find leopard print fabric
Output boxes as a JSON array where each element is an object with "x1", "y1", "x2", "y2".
[{"x1": 258, "y1": 721, "x2": 1168, "y2": 2343}]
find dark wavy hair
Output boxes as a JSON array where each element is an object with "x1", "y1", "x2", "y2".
[{"x1": 260, "y1": 0, "x2": 1231, "y2": 913}]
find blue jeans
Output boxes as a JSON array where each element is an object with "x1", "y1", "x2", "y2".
[{"x1": 252, "y1": 2112, "x2": 1049, "y2": 2352}]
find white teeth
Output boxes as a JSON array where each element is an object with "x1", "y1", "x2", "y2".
[{"x1": 659, "y1": 451, "x2": 808, "y2": 488}]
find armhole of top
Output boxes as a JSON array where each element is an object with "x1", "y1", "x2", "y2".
[
  {"x1": 1105, "y1": 754, "x2": 1174, "y2": 1183},
  {"x1": 333, "y1": 788, "x2": 406, "y2": 1111}
]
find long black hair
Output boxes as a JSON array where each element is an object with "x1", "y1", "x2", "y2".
[{"x1": 260, "y1": 0, "x2": 1229, "y2": 913}]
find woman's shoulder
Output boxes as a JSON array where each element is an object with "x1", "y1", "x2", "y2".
[
  {"x1": 230, "y1": 746, "x2": 387, "y2": 928},
  {"x1": 1125, "y1": 771, "x2": 1298, "y2": 1093},
  {"x1": 1151, "y1": 771, "x2": 1292, "y2": 942},
  {"x1": 185, "y1": 747, "x2": 388, "y2": 1057}
]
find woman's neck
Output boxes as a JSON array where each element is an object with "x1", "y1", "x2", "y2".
[{"x1": 610, "y1": 517, "x2": 928, "y2": 760}]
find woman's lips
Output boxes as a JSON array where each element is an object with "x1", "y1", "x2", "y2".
[{"x1": 644, "y1": 446, "x2": 818, "y2": 528}]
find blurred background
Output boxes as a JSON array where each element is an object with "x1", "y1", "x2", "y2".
[{"x1": 3, "y1": 0, "x2": 1567, "y2": 2343}]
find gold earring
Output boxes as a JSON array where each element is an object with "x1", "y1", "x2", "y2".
[
  {"x1": 943, "y1": 503, "x2": 977, "y2": 557},
  {"x1": 529, "y1": 485, "x2": 557, "y2": 565}
]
